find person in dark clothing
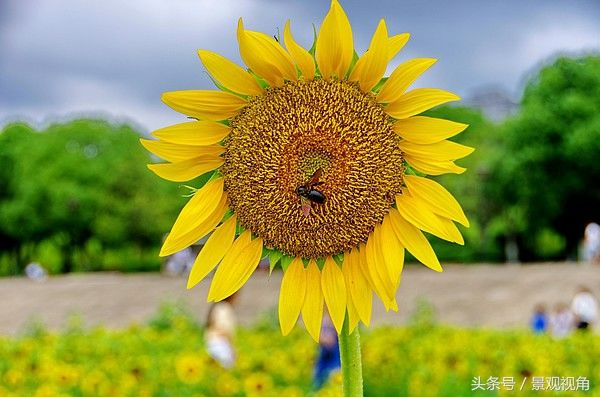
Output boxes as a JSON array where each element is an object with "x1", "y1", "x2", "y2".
[{"x1": 313, "y1": 314, "x2": 341, "y2": 389}]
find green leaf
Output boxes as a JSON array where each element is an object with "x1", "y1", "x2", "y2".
[
  {"x1": 316, "y1": 257, "x2": 325, "y2": 270},
  {"x1": 268, "y1": 250, "x2": 283, "y2": 274},
  {"x1": 371, "y1": 77, "x2": 388, "y2": 93},
  {"x1": 221, "y1": 209, "x2": 234, "y2": 222},
  {"x1": 235, "y1": 223, "x2": 246, "y2": 236},
  {"x1": 346, "y1": 50, "x2": 359, "y2": 78},
  {"x1": 308, "y1": 24, "x2": 317, "y2": 56},
  {"x1": 248, "y1": 69, "x2": 270, "y2": 89},
  {"x1": 261, "y1": 246, "x2": 270, "y2": 260},
  {"x1": 280, "y1": 255, "x2": 294, "y2": 271},
  {"x1": 333, "y1": 252, "x2": 344, "y2": 266}
]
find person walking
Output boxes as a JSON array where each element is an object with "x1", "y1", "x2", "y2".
[
  {"x1": 205, "y1": 293, "x2": 238, "y2": 368},
  {"x1": 583, "y1": 222, "x2": 600, "y2": 264},
  {"x1": 313, "y1": 314, "x2": 341, "y2": 389}
]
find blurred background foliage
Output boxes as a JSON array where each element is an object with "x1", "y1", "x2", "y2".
[
  {"x1": 0, "y1": 120, "x2": 185, "y2": 275},
  {"x1": 425, "y1": 55, "x2": 600, "y2": 264},
  {"x1": 1, "y1": 55, "x2": 599, "y2": 275},
  {"x1": 1, "y1": 301, "x2": 599, "y2": 397},
  {"x1": 485, "y1": 56, "x2": 600, "y2": 262}
]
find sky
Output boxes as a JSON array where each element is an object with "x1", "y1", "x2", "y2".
[{"x1": 1, "y1": 0, "x2": 599, "y2": 132}]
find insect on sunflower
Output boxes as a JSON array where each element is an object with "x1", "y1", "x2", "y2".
[{"x1": 143, "y1": 0, "x2": 472, "y2": 341}]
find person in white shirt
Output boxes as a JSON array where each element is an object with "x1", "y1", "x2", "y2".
[
  {"x1": 583, "y1": 222, "x2": 600, "y2": 264},
  {"x1": 571, "y1": 286, "x2": 599, "y2": 331},
  {"x1": 550, "y1": 303, "x2": 574, "y2": 338},
  {"x1": 205, "y1": 293, "x2": 237, "y2": 368}
]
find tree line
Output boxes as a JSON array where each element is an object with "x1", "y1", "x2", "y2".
[
  {"x1": 0, "y1": 55, "x2": 598, "y2": 274},
  {"x1": 0, "y1": 120, "x2": 185, "y2": 274}
]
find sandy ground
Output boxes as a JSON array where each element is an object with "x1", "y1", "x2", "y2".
[{"x1": 0, "y1": 262, "x2": 599, "y2": 335}]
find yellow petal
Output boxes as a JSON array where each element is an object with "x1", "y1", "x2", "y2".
[
  {"x1": 349, "y1": 19, "x2": 389, "y2": 92},
  {"x1": 393, "y1": 116, "x2": 468, "y2": 145},
  {"x1": 187, "y1": 215, "x2": 237, "y2": 289},
  {"x1": 197, "y1": 50, "x2": 263, "y2": 96},
  {"x1": 321, "y1": 257, "x2": 347, "y2": 334},
  {"x1": 147, "y1": 157, "x2": 223, "y2": 182},
  {"x1": 389, "y1": 298, "x2": 399, "y2": 312},
  {"x1": 373, "y1": 225, "x2": 399, "y2": 311},
  {"x1": 438, "y1": 216, "x2": 464, "y2": 245},
  {"x1": 302, "y1": 260, "x2": 324, "y2": 342},
  {"x1": 206, "y1": 230, "x2": 250, "y2": 300},
  {"x1": 404, "y1": 175, "x2": 469, "y2": 226},
  {"x1": 208, "y1": 232, "x2": 263, "y2": 302},
  {"x1": 358, "y1": 243, "x2": 375, "y2": 294},
  {"x1": 404, "y1": 154, "x2": 465, "y2": 176},
  {"x1": 316, "y1": 0, "x2": 354, "y2": 79},
  {"x1": 346, "y1": 289, "x2": 360, "y2": 333},
  {"x1": 170, "y1": 197, "x2": 227, "y2": 257},
  {"x1": 399, "y1": 140, "x2": 474, "y2": 161},
  {"x1": 387, "y1": 33, "x2": 410, "y2": 61},
  {"x1": 365, "y1": 225, "x2": 395, "y2": 306},
  {"x1": 160, "y1": 178, "x2": 224, "y2": 256},
  {"x1": 141, "y1": 139, "x2": 224, "y2": 163},
  {"x1": 279, "y1": 258, "x2": 307, "y2": 335},
  {"x1": 396, "y1": 192, "x2": 463, "y2": 244},
  {"x1": 380, "y1": 214, "x2": 405, "y2": 288},
  {"x1": 360, "y1": 241, "x2": 396, "y2": 311},
  {"x1": 283, "y1": 20, "x2": 316, "y2": 80},
  {"x1": 377, "y1": 58, "x2": 437, "y2": 103},
  {"x1": 343, "y1": 248, "x2": 372, "y2": 326},
  {"x1": 237, "y1": 18, "x2": 297, "y2": 87},
  {"x1": 161, "y1": 90, "x2": 246, "y2": 121},
  {"x1": 152, "y1": 121, "x2": 231, "y2": 146},
  {"x1": 388, "y1": 208, "x2": 442, "y2": 272},
  {"x1": 385, "y1": 88, "x2": 460, "y2": 119}
]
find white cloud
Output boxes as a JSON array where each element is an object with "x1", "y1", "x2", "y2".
[
  {"x1": 1, "y1": 0, "x2": 308, "y2": 130},
  {"x1": 472, "y1": 8, "x2": 600, "y2": 95},
  {"x1": 1, "y1": 0, "x2": 599, "y2": 131}
]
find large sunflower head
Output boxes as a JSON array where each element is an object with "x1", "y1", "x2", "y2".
[{"x1": 143, "y1": 0, "x2": 473, "y2": 341}]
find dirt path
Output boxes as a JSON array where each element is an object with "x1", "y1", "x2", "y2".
[{"x1": 0, "y1": 263, "x2": 599, "y2": 335}]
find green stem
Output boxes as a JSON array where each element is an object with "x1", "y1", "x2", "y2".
[{"x1": 338, "y1": 316, "x2": 363, "y2": 396}]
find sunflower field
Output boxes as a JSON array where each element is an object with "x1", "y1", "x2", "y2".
[{"x1": 1, "y1": 305, "x2": 599, "y2": 397}]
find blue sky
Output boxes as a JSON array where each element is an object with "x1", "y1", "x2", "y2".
[{"x1": 1, "y1": 0, "x2": 599, "y2": 131}]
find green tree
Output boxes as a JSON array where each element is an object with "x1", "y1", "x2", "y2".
[
  {"x1": 0, "y1": 119, "x2": 185, "y2": 274},
  {"x1": 486, "y1": 56, "x2": 600, "y2": 260},
  {"x1": 421, "y1": 106, "x2": 502, "y2": 262}
]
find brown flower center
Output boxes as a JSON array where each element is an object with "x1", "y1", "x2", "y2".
[{"x1": 222, "y1": 79, "x2": 404, "y2": 259}]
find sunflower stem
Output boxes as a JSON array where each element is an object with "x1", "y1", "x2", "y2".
[{"x1": 338, "y1": 316, "x2": 363, "y2": 397}]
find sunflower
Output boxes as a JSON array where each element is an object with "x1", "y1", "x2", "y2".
[
  {"x1": 175, "y1": 353, "x2": 205, "y2": 385},
  {"x1": 143, "y1": 0, "x2": 472, "y2": 341}
]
